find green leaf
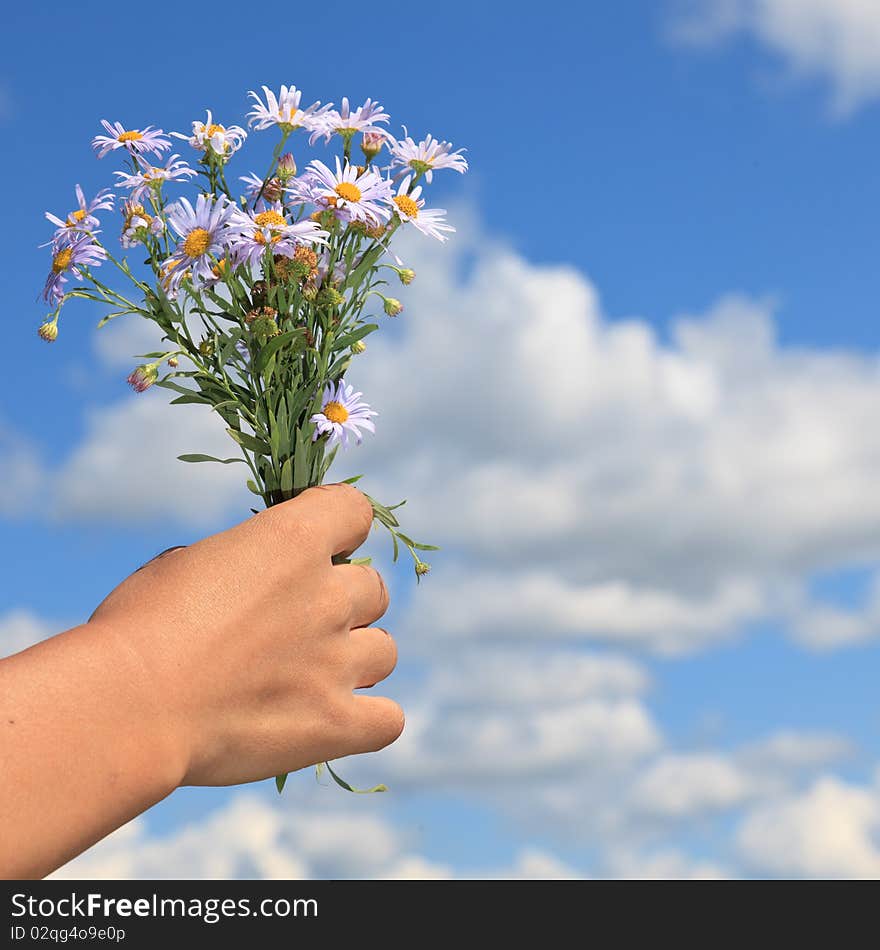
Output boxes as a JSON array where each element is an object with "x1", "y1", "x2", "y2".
[
  {"x1": 177, "y1": 454, "x2": 245, "y2": 465},
  {"x1": 255, "y1": 328, "x2": 306, "y2": 375},
  {"x1": 246, "y1": 479, "x2": 262, "y2": 496},
  {"x1": 349, "y1": 556, "x2": 373, "y2": 566},
  {"x1": 275, "y1": 773, "x2": 287, "y2": 794},
  {"x1": 169, "y1": 393, "x2": 210, "y2": 406},
  {"x1": 280, "y1": 457, "x2": 293, "y2": 494},
  {"x1": 334, "y1": 323, "x2": 379, "y2": 350},
  {"x1": 226, "y1": 427, "x2": 268, "y2": 455},
  {"x1": 324, "y1": 761, "x2": 387, "y2": 794},
  {"x1": 340, "y1": 474, "x2": 364, "y2": 485}
]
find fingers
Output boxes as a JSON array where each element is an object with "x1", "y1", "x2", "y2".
[
  {"x1": 349, "y1": 626, "x2": 397, "y2": 688},
  {"x1": 275, "y1": 483, "x2": 373, "y2": 558},
  {"x1": 334, "y1": 563, "x2": 389, "y2": 628},
  {"x1": 340, "y1": 695, "x2": 405, "y2": 756}
]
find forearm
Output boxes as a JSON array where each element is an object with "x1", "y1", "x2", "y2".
[{"x1": 0, "y1": 621, "x2": 186, "y2": 879}]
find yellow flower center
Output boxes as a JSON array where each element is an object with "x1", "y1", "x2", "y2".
[
  {"x1": 212, "y1": 259, "x2": 227, "y2": 278},
  {"x1": 254, "y1": 210, "x2": 287, "y2": 228},
  {"x1": 254, "y1": 231, "x2": 281, "y2": 246},
  {"x1": 323, "y1": 400, "x2": 349, "y2": 424},
  {"x1": 117, "y1": 130, "x2": 143, "y2": 143},
  {"x1": 205, "y1": 123, "x2": 225, "y2": 137},
  {"x1": 183, "y1": 227, "x2": 211, "y2": 257},
  {"x1": 335, "y1": 182, "x2": 362, "y2": 204},
  {"x1": 52, "y1": 247, "x2": 73, "y2": 273},
  {"x1": 67, "y1": 209, "x2": 88, "y2": 225},
  {"x1": 124, "y1": 204, "x2": 151, "y2": 230},
  {"x1": 393, "y1": 194, "x2": 419, "y2": 219}
]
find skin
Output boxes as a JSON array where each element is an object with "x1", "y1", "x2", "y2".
[{"x1": 0, "y1": 484, "x2": 403, "y2": 880}]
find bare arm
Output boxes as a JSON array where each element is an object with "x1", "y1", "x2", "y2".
[{"x1": 0, "y1": 484, "x2": 403, "y2": 879}]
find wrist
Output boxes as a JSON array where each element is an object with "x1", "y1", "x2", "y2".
[{"x1": 78, "y1": 617, "x2": 191, "y2": 799}]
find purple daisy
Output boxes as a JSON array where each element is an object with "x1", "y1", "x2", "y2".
[
  {"x1": 287, "y1": 158, "x2": 392, "y2": 226},
  {"x1": 92, "y1": 120, "x2": 171, "y2": 159},
  {"x1": 229, "y1": 201, "x2": 328, "y2": 268},
  {"x1": 388, "y1": 128, "x2": 468, "y2": 183},
  {"x1": 163, "y1": 194, "x2": 247, "y2": 294},
  {"x1": 42, "y1": 234, "x2": 107, "y2": 303},
  {"x1": 45, "y1": 185, "x2": 115, "y2": 247},
  {"x1": 172, "y1": 112, "x2": 247, "y2": 159},
  {"x1": 113, "y1": 154, "x2": 196, "y2": 201},
  {"x1": 390, "y1": 176, "x2": 455, "y2": 242},
  {"x1": 308, "y1": 97, "x2": 390, "y2": 145},
  {"x1": 310, "y1": 380, "x2": 377, "y2": 448},
  {"x1": 247, "y1": 85, "x2": 330, "y2": 133}
]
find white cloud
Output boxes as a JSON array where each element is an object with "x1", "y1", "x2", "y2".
[
  {"x1": 605, "y1": 848, "x2": 731, "y2": 880},
  {"x1": 52, "y1": 397, "x2": 248, "y2": 528},
  {"x1": 50, "y1": 791, "x2": 584, "y2": 880},
  {"x1": 788, "y1": 571, "x2": 880, "y2": 648},
  {"x1": 0, "y1": 609, "x2": 58, "y2": 658},
  {"x1": 670, "y1": 0, "x2": 880, "y2": 114},
  {"x1": 737, "y1": 774, "x2": 880, "y2": 877}
]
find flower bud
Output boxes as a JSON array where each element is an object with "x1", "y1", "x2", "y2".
[
  {"x1": 350, "y1": 340, "x2": 367, "y2": 355},
  {"x1": 383, "y1": 296, "x2": 403, "y2": 317},
  {"x1": 360, "y1": 132, "x2": 384, "y2": 160},
  {"x1": 127, "y1": 363, "x2": 158, "y2": 393},
  {"x1": 318, "y1": 287, "x2": 345, "y2": 308},
  {"x1": 277, "y1": 153, "x2": 297, "y2": 181},
  {"x1": 38, "y1": 320, "x2": 58, "y2": 342},
  {"x1": 415, "y1": 561, "x2": 431, "y2": 577},
  {"x1": 198, "y1": 339, "x2": 215, "y2": 358},
  {"x1": 398, "y1": 268, "x2": 415, "y2": 286},
  {"x1": 167, "y1": 356, "x2": 179, "y2": 368}
]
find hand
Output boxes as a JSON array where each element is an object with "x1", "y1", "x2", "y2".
[{"x1": 89, "y1": 483, "x2": 403, "y2": 786}]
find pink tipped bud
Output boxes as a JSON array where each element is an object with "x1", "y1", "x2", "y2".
[
  {"x1": 277, "y1": 153, "x2": 297, "y2": 181},
  {"x1": 398, "y1": 268, "x2": 415, "y2": 285},
  {"x1": 360, "y1": 132, "x2": 384, "y2": 160},
  {"x1": 167, "y1": 356, "x2": 179, "y2": 368},
  {"x1": 127, "y1": 363, "x2": 158, "y2": 393}
]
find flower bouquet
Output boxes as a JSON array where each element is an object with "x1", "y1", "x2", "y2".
[{"x1": 37, "y1": 84, "x2": 467, "y2": 791}]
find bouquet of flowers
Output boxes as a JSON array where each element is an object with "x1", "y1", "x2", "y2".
[{"x1": 37, "y1": 84, "x2": 467, "y2": 790}]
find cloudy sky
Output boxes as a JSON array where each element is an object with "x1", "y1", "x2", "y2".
[{"x1": 3, "y1": 0, "x2": 880, "y2": 879}]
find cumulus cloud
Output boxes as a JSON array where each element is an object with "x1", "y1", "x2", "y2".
[
  {"x1": 737, "y1": 773, "x2": 880, "y2": 877},
  {"x1": 669, "y1": 0, "x2": 880, "y2": 114},
  {"x1": 50, "y1": 792, "x2": 582, "y2": 880}
]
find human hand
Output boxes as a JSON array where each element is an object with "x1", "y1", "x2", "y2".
[{"x1": 88, "y1": 483, "x2": 403, "y2": 788}]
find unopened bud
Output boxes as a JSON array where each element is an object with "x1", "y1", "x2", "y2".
[
  {"x1": 383, "y1": 296, "x2": 403, "y2": 317},
  {"x1": 318, "y1": 287, "x2": 345, "y2": 308},
  {"x1": 127, "y1": 363, "x2": 158, "y2": 393},
  {"x1": 415, "y1": 561, "x2": 431, "y2": 577},
  {"x1": 167, "y1": 356, "x2": 179, "y2": 368},
  {"x1": 360, "y1": 132, "x2": 384, "y2": 160},
  {"x1": 38, "y1": 320, "x2": 58, "y2": 342},
  {"x1": 277, "y1": 153, "x2": 297, "y2": 181},
  {"x1": 198, "y1": 339, "x2": 215, "y2": 358},
  {"x1": 398, "y1": 268, "x2": 415, "y2": 286},
  {"x1": 350, "y1": 340, "x2": 367, "y2": 355}
]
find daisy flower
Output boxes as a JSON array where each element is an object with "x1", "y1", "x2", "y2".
[
  {"x1": 389, "y1": 176, "x2": 455, "y2": 242},
  {"x1": 310, "y1": 380, "x2": 377, "y2": 448},
  {"x1": 42, "y1": 234, "x2": 107, "y2": 303},
  {"x1": 288, "y1": 158, "x2": 392, "y2": 226},
  {"x1": 388, "y1": 129, "x2": 468, "y2": 183},
  {"x1": 163, "y1": 194, "x2": 247, "y2": 294},
  {"x1": 45, "y1": 185, "x2": 115, "y2": 246},
  {"x1": 229, "y1": 201, "x2": 328, "y2": 268},
  {"x1": 120, "y1": 199, "x2": 164, "y2": 248},
  {"x1": 172, "y1": 112, "x2": 247, "y2": 159},
  {"x1": 92, "y1": 120, "x2": 171, "y2": 159},
  {"x1": 247, "y1": 85, "x2": 330, "y2": 133},
  {"x1": 113, "y1": 155, "x2": 196, "y2": 201},
  {"x1": 309, "y1": 97, "x2": 390, "y2": 145}
]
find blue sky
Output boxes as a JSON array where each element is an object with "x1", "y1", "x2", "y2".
[{"x1": 3, "y1": 0, "x2": 880, "y2": 878}]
